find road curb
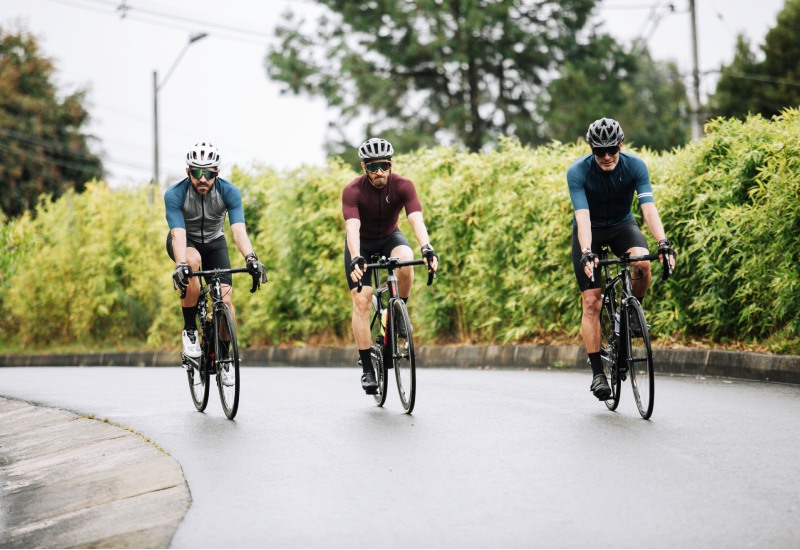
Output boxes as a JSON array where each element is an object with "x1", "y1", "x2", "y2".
[
  {"x1": 1, "y1": 344, "x2": 798, "y2": 384},
  {"x1": 0, "y1": 397, "x2": 191, "y2": 548}
]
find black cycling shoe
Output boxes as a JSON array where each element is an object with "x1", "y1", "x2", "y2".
[
  {"x1": 395, "y1": 321, "x2": 410, "y2": 339},
  {"x1": 628, "y1": 314, "x2": 647, "y2": 338},
  {"x1": 590, "y1": 373, "x2": 612, "y2": 401},
  {"x1": 361, "y1": 370, "x2": 378, "y2": 395}
]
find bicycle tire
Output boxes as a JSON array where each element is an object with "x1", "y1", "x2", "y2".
[
  {"x1": 391, "y1": 299, "x2": 416, "y2": 414},
  {"x1": 599, "y1": 293, "x2": 622, "y2": 411},
  {"x1": 370, "y1": 296, "x2": 388, "y2": 406},
  {"x1": 187, "y1": 312, "x2": 210, "y2": 412},
  {"x1": 214, "y1": 303, "x2": 240, "y2": 420},
  {"x1": 624, "y1": 299, "x2": 654, "y2": 419}
]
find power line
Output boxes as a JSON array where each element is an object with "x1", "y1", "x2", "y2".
[
  {"x1": 0, "y1": 142, "x2": 102, "y2": 174},
  {"x1": 702, "y1": 69, "x2": 800, "y2": 88},
  {"x1": 602, "y1": 1, "x2": 666, "y2": 10},
  {"x1": 0, "y1": 127, "x2": 101, "y2": 161},
  {"x1": 45, "y1": 0, "x2": 272, "y2": 46}
]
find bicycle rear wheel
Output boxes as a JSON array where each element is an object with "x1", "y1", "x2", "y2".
[
  {"x1": 186, "y1": 315, "x2": 210, "y2": 412},
  {"x1": 625, "y1": 299, "x2": 654, "y2": 419},
  {"x1": 599, "y1": 294, "x2": 622, "y2": 411},
  {"x1": 391, "y1": 299, "x2": 416, "y2": 414},
  {"x1": 370, "y1": 296, "x2": 388, "y2": 406},
  {"x1": 214, "y1": 304, "x2": 240, "y2": 420}
]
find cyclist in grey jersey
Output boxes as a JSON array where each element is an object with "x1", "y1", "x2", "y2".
[
  {"x1": 165, "y1": 141, "x2": 264, "y2": 360},
  {"x1": 165, "y1": 175, "x2": 245, "y2": 244},
  {"x1": 567, "y1": 118, "x2": 676, "y2": 401}
]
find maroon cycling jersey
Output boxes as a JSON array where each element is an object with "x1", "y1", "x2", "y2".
[{"x1": 341, "y1": 173, "x2": 422, "y2": 239}]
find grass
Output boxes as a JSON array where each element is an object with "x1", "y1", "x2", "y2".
[{"x1": 83, "y1": 414, "x2": 169, "y2": 455}]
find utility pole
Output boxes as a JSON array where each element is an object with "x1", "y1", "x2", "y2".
[
  {"x1": 689, "y1": 0, "x2": 702, "y2": 139},
  {"x1": 151, "y1": 32, "x2": 207, "y2": 201}
]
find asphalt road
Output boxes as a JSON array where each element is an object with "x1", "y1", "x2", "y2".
[{"x1": 1, "y1": 366, "x2": 799, "y2": 548}]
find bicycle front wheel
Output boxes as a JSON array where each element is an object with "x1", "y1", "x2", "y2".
[
  {"x1": 187, "y1": 314, "x2": 210, "y2": 412},
  {"x1": 391, "y1": 299, "x2": 416, "y2": 414},
  {"x1": 370, "y1": 296, "x2": 388, "y2": 406},
  {"x1": 214, "y1": 304, "x2": 240, "y2": 420},
  {"x1": 599, "y1": 294, "x2": 621, "y2": 411},
  {"x1": 625, "y1": 299, "x2": 654, "y2": 419},
  {"x1": 187, "y1": 356, "x2": 210, "y2": 412}
]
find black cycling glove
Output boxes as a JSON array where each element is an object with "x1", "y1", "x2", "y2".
[
  {"x1": 245, "y1": 252, "x2": 263, "y2": 276},
  {"x1": 173, "y1": 262, "x2": 192, "y2": 291},
  {"x1": 421, "y1": 244, "x2": 438, "y2": 266},
  {"x1": 245, "y1": 252, "x2": 267, "y2": 291},
  {"x1": 350, "y1": 255, "x2": 366, "y2": 274},
  {"x1": 657, "y1": 239, "x2": 676, "y2": 280},
  {"x1": 580, "y1": 249, "x2": 597, "y2": 268}
]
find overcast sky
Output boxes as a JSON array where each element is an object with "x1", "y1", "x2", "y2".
[{"x1": 0, "y1": 0, "x2": 786, "y2": 186}]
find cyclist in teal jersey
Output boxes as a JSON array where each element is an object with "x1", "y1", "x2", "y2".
[
  {"x1": 165, "y1": 141, "x2": 264, "y2": 360},
  {"x1": 567, "y1": 118, "x2": 676, "y2": 401}
]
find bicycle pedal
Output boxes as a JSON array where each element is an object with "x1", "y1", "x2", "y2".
[{"x1": 181, "y1": 354, "x2": 199, "y2": 371}]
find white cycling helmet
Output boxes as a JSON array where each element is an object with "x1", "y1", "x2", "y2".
[
  {"x1": 186, "y1": 141, "x2": 221, "y2": 168},
  {"x1": 586, "y1": 118, "x2": 625, "y2": 147},
  {"x1": 358, "y1": 137, "x2": 394, "y2": 161}
]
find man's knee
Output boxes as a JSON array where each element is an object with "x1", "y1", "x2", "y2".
[
  {"x1": 391, "y1": 244, "x2": 414, "y2": 260},
  {"x1": 351, "y1": 288, "x2": 372, "y2": 313},
  {"x1": 186, "y1": 249, "x2": 202, "y2": 271},
  {"x1": 582, "y1": 292, "x2": 602, "y2": 315}
]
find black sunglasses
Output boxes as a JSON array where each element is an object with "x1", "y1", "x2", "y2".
[
  {"x1": 189, "y1": 168, "x2": 219, "y2": 180},
  {"x1": 365, "y1": 161, "x2": 392, "y2": 173},
  {"x1": 592, "y1": 146, "x2": 620, "y2": 158}
]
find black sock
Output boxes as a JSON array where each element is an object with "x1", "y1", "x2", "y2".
[
  {"x1": 182, "y1": 306, "x2": 198, "y2": 331},
  {"x1": 358, "y1": 349, "x2": 372, "y2": 373},
  {"x1": 636, "y1": 296, "x2": 644, "y2": 306},
  {"x1": 401, "y1": 296, "x2": 408, "y2": 304},
  {"x1": 588, "y1": 352, "x2": 604, "y2": 376}
]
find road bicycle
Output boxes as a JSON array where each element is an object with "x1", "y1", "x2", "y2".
[
  {"x1": 179, "y1": 266, "x2": 265, "y2": 420},
  {"x1": 357, "y1": 255, "x2": 435, "y2": 414},
  {"x1": 597, "y1": 247, "x2": 671, "y2": 419}
]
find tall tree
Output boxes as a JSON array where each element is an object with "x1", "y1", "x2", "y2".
[
  {"x1": 266, "y1": 0, "x2": 597, "y2": 157},
  {"x1": 541, "y1": 37, "x2": 690, "y2": 151},
  {"x1": 708, "y1": 0, "x2": 800, "y2": 120},
  {"x1": 0, "y1": 25, "x2": 103, "y2": 217}
]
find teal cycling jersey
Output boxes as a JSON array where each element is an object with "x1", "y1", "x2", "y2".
[
  {"x1": 164, "y1": 177, "x2": 245, "y2": 243},
  {"x1": 567, "y1": 152, "x2": 654, "y2": 228}
]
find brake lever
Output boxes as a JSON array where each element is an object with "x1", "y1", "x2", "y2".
[
  {"x1": 173, "y1": 279, "x2": 187, "y2": 299},
  {"x1": 661, "y1": 255, "x2": 672, "y2": 281}
]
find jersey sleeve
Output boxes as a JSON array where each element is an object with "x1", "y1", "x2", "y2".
[
  {"x1": 400, "y1": 177, "x2": 422, "y2": 215},
  {"x1": 632, "y1": 157, "x2": 655, "y2": 205},
  {"x1": 164, "y1": 183, "x2": 186, "y2": 230},
  {"x1": 220, "y1": 180, "x2": 246, "y2": 225},
  {"x1": 342, "y1": 184, "x2": 360, "y2": 221},
  {"x1": 566, "y1": 163, "x2": 589, "y2": 211}
]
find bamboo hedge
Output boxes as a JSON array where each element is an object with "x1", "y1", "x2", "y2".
[{"x1": 1, "y1": 111, "x2": 798, "y2": 354}]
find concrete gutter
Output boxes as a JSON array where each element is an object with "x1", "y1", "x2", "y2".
[
  {"x1": 0, "y1": 397, "x2": 190, "y2": 548},
  {"x1": 1, "y1": 344, "x2": 799, "y2": 384}
]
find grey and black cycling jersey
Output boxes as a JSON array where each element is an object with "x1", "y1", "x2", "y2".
[{"x1": 164, "y1": 177, "x2": 245, "y2": 243}]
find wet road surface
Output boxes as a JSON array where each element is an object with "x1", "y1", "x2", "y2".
[{"x1": 1, "y1": 366, "x2": 799, "y2": 548}]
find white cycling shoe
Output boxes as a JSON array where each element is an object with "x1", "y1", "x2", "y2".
[
  {"x1": 220, "y1": 364, "x2": 236, "y2": 386},
  {"x1": 182, "y1": 329, "x2": 202, "y2": 358}
]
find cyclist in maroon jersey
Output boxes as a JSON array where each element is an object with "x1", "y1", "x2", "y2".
[{"x1": 342, "y1": 138, "x2": 439, "y2": 394}]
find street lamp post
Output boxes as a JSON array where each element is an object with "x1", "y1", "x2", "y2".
[{"x1": 152, "y1": 32, "x2": 208, "y2": 189}]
